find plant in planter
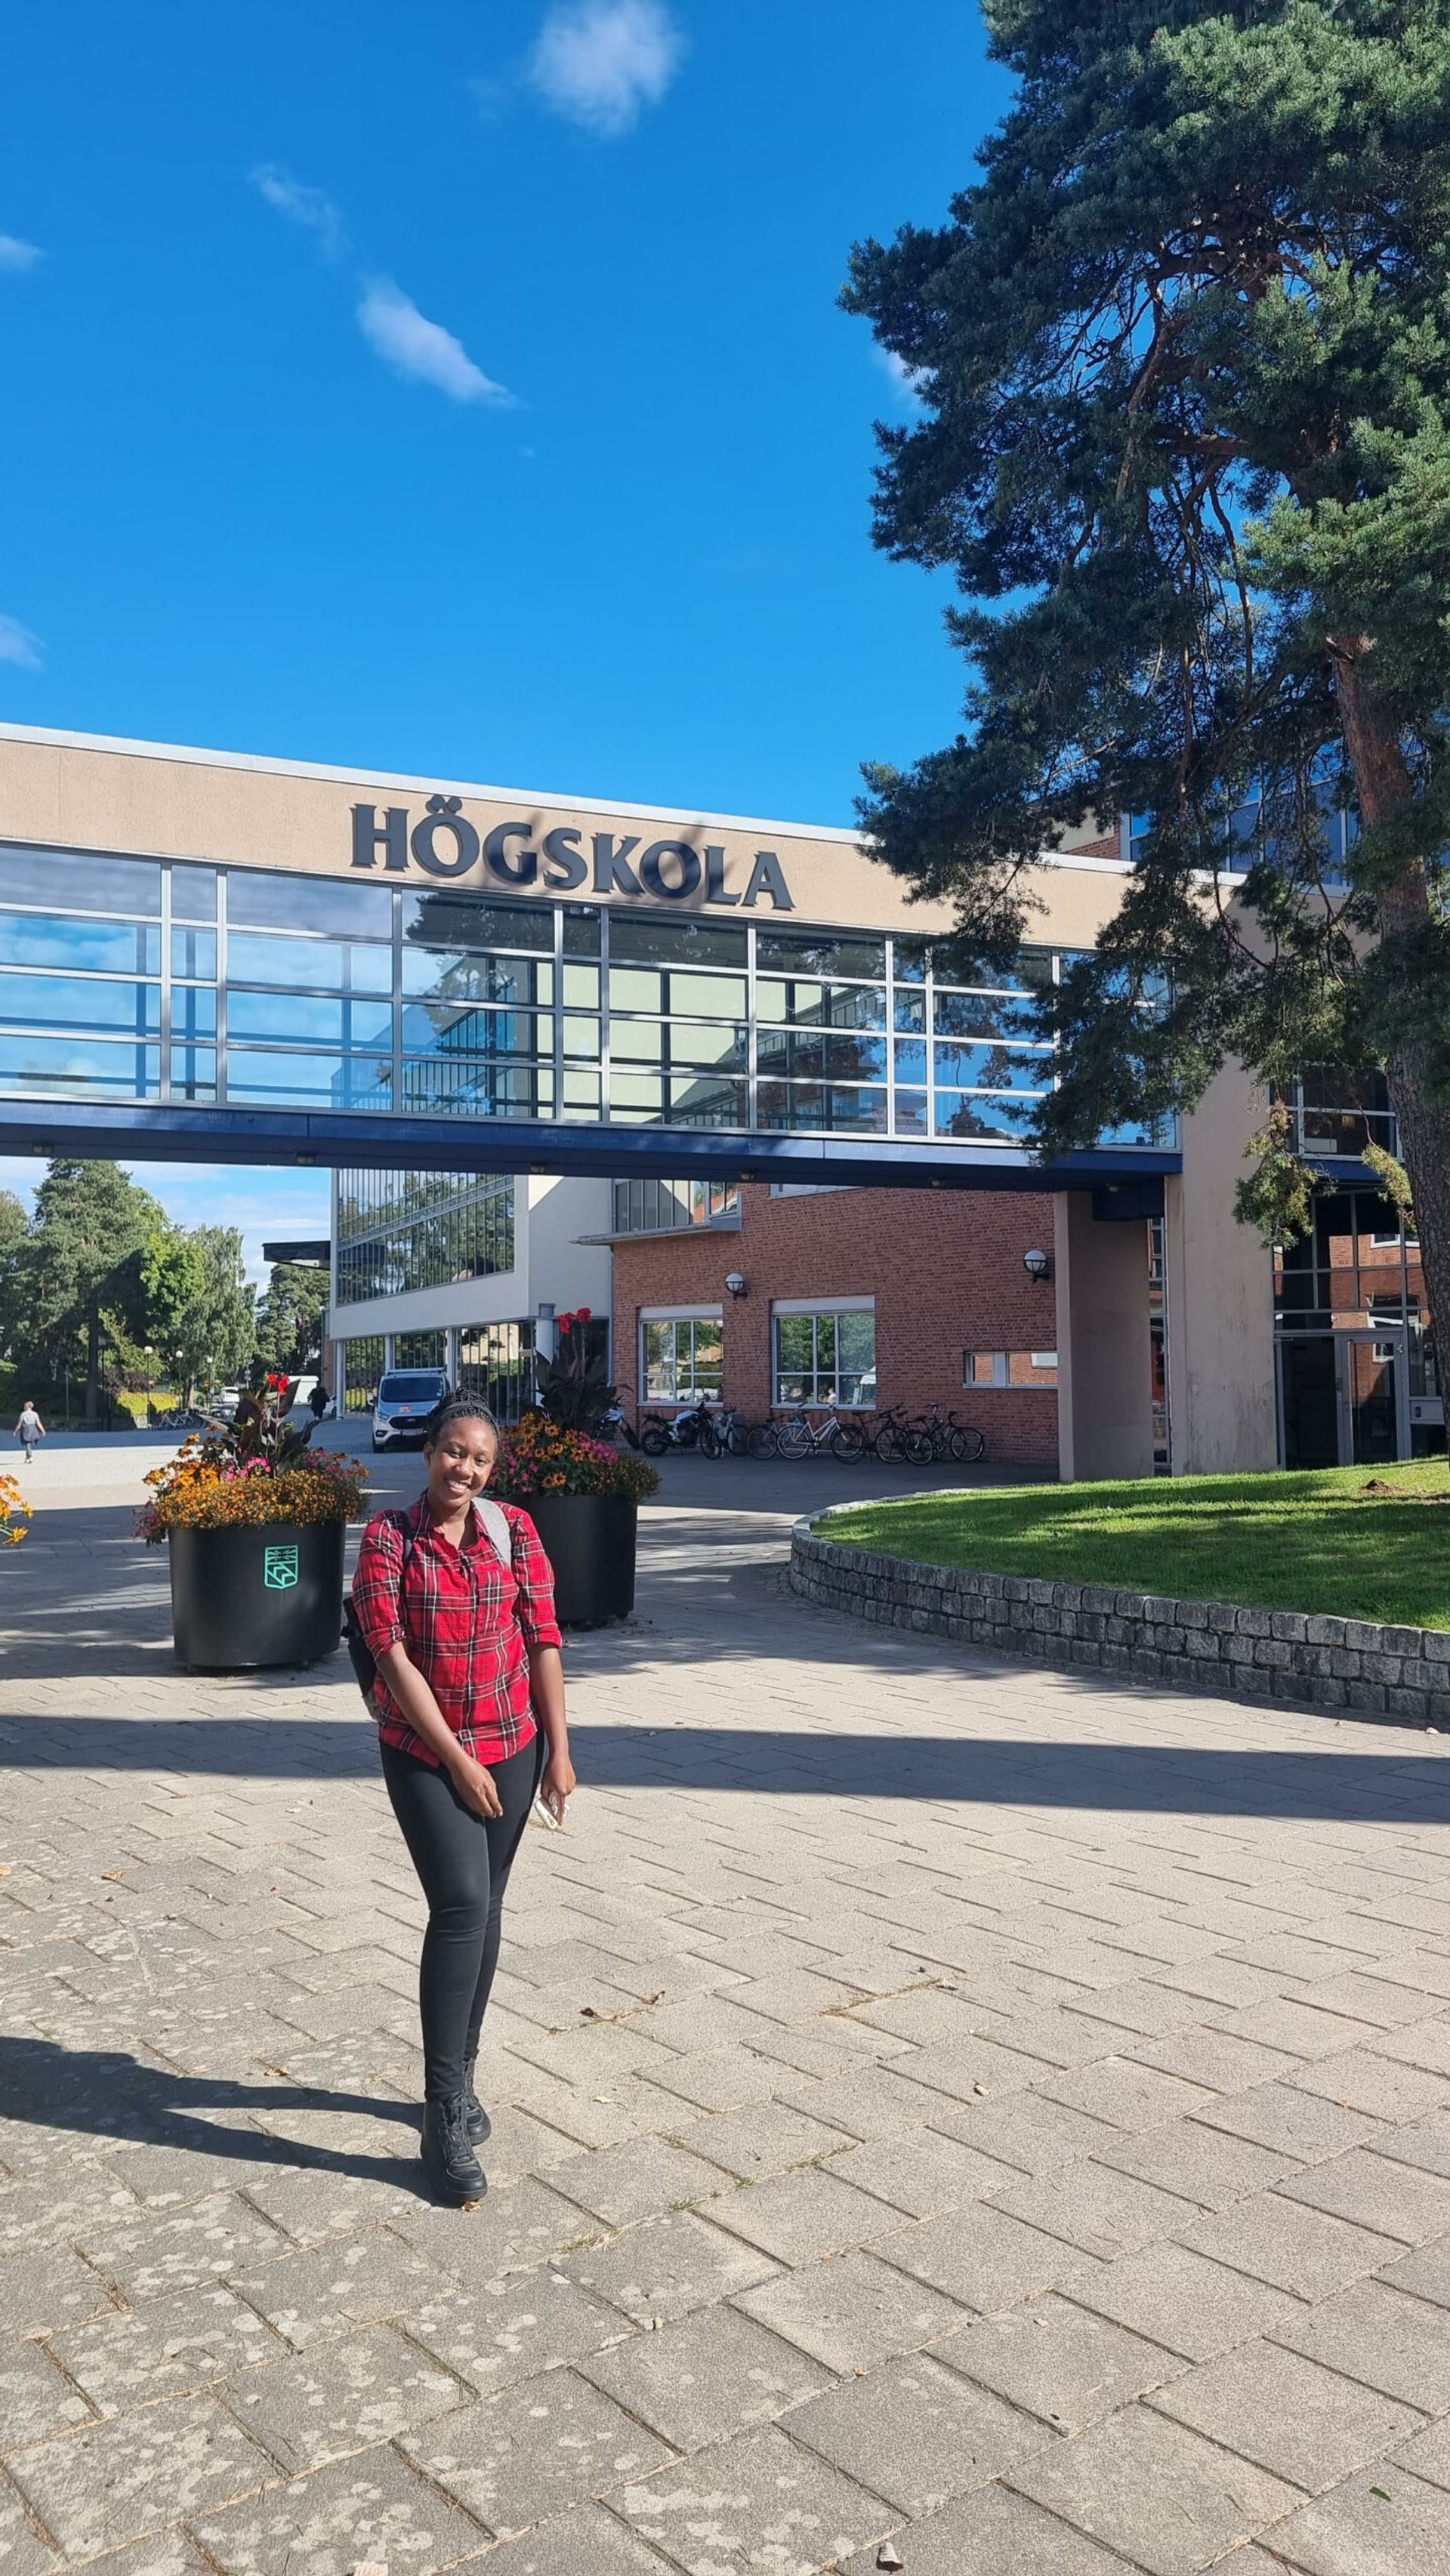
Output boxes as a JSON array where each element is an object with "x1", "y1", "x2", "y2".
[
  {"x1": 493, "y1": 1410, "x2": 659, "y2": 1626},
  {"x1": 533, "y1": 1307, "x2": 615, "y2": 1433},
  {"x1": 137, "y1": 1374, "x2": 369, "y2": 1668},
  {"x1": 0, "y1": 1473, "x2": 31, "y2": 1547}
]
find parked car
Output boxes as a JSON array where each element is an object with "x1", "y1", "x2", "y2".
[{"x1": 372, "y1": 1367, "x2": 450, "y2": 1451}]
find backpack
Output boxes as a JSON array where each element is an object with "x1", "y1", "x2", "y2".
[{"x1": 343, "y1": 1500, "x2": 514, "y2": 1709}]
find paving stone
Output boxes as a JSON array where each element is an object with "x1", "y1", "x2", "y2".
[
  {"x1": 0, "y1": 2173, "x2": 143, "y2": 2257},
  {"x1": 189, "y1": 2442, "x2": 487, "y2": 2576},
  {"x1": 78, "y1": 2194, "x2": 288, "y2": 2304},
  {"x1": 545, "y1": 2137, "x2": 733, "y2": 2229},
  {"x1": 931, "y1": 2293, "x2": 1189, "y2": 2431},
  {"x1": 390, "y1": 2175, "x2": 609, "y2": 2279},
  {"x1": 237, "y1": 2166, "x2": 418, "y2": 2247},
  {"x1": 1129, "y1": 2028, "x2": 1305, "y2": 2094},
  {"x1": 1260, "y1": 2463, "x2": 1450, "y2": 2575},
  {"x1": 6, "y1": 2396, "x2": 273, "y2": 2559},
  {"x1": 836, "y1": 2476, "x2": 1154, "y2": 2574},
  {"x1": 736, "y1": 2248, "x2": 967, "y2": 2374},
  {"x1": 1288, "y1": 2050, "x2": 1450, "y2": 2123},
  {"x1": 0, "y1": 2489, "x2": 57, "y2": 2576},
  {"x1": 1279, "y1": 2145, "x2": 1450, "y2": 2243},
  {"x1": 399, "y1": 2367, "x2": 672, "y2": 2535},
  {"x1": 1273, "y1": 2278, "x2": 1450, "y2": 2409},
  {"x1": 1369, "y1": 2016, "x2": 1450, "y2": 2078},
  {"x1": 1373, "y1": 2231, "x2": 1450, "y2": 2308},
  {"x1": 1298, "y1": 1970, "x2": 1446, "y2": 2026},
  {"x1": 636, "y1": 2047, "x2": 780, "y2": 2114},
  {"x1": 1149, "y1": 2336, "x2": 1424, "y2": 2493},
  {"x1": 580, "y1": 2304, "x2": 835, "y2": 2451},
  {"x1": 0, "y1": 2335, "x2": 94, "y2": 2444},
  {"x1": 671, "y1": 2104, "x2": 853, "y2": 2182},
  {"x1": 881, "y1": 2204, "x2": 1107, "y2": 2313},
  {"x1": 823, "y1": 2127, "x2": 1021, "y2": 2219},
  {"x1": 1007, "y1": 2402, "x2": 1301, "y2": 2575},
  {"x1": 405, "y1": 2269, "x2": 633, "y2": 2396},
  {"x1": 50, "y1": 2284, "x2": 282, "y2": 2414},
  {"x1": 783, "y1": 2349, "x2": 1051, "y2": 2513},
  {"x1": 563, "y1": 2210, "x2": 779, "y2": 2325},
  {"x1": 230, "y1": 2230, "x2": 452, "y2": 2350},
  {"x1": 96, "y1": 2139, "x2": 281, "y2": 2210},
  {"x1": 473, "y1": 2505, "x2": 680, "y2": 2574},
  {"x1": 764, "y1": 2063, "x2": 942, "y2": 2144},
  {"x1": 1202, "y1": 1998, "x2": 1387, "y2": 2060},
  {"x1": 886, "y1": 2034, "x2": 1059, "y2": 2107},
  {"x1": 1180, "y1": 2192, "x2": 1403, "y2": 2300},
  {"x1": 617, "y1": 2422, "x2": 892, "y2": 2576},
  {"x1": 927, "y1": 2089, "x2": 1122, "y2": 2176},
  {"x1": 701, "y1": 2168, "x2": 896, "y2": 2266},
  {"x1": 991, "y1": 2161, "x2": 1202, "y2": 2261},
  {"x1": 1094, "y1": 2119, "x2": 1301, "y2": 2210},
  {"x1": 57, "y1": 2537, "x2": 212, "y2": 2576},
  {"x1": 1374, "y1": 2107, "x2": 1450, "y2": 2179},
  {"x1": 1191, "y1": 2082, "x2": 1387, "y2": 2164},
  {"x1": 0, "y1": 2243, "x2": 119, "y2": 2337},
  {"x1": 1068, "y1": 2241, "x2": 1307, "y2": 2361},
  {"x1": 1040, "y1": 2059, "x2": 1216, "y2": 2131},
  {"x1": 220, "y1": 2323, "x2": 465, "y2": 2473},
  {"x1": 1388, "y1": 2414, "x2": 1450, "y2": 2490}
]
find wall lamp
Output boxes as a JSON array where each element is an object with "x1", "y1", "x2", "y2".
[
  {"x1": 725, "y1": 1273, "x2": 748, "y2": 1300},
  {"x1": 1023, "y1": 1248, "x2": 1053, "y2": 1283}
]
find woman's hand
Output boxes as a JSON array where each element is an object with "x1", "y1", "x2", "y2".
[
  {"x1": 449, "y1": 1751, "x2": 504, "y2": 1819},
  {"x1": 538, "y1": 1746, "x2": 576, "y2": 1827}
]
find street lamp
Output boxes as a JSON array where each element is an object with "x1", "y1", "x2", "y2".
[
  {"x1": 725, "y1": 1273, "x2": 748, "y2": 1299},
  {"x1": 1023, "y1": 1248, "x2": 1052, "y2": 1283}
]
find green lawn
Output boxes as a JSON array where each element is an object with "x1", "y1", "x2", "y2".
[{"x1": 821, "y1": 1460, "x2": 1450, "y2": 1631}]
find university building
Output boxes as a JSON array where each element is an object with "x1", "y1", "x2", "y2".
[{"x1": 0, "y1": 722, "x2": 1434, "y2": 1475}]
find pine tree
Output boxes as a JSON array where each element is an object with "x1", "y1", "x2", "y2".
[{"x1": 844, "y1": 0, "x2": 1450, "y2": 1351}]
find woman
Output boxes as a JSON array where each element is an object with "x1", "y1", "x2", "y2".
[
  {"x1": 14, "y1": 1399, "x2": 45, "y2": 1466},
  {"x1": 351, "y1": 1397, "x2": 575, "y2": 2204}
]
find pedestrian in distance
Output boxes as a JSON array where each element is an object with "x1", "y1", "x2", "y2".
[
  {"x1": 13, "y1": 1400, "x2": 45, "y2": 1465},
  {"x1": 350, "y1": 1396, "x2": 576, "y2": 2205},
  {"x1": 308, "y1": 1379, "x2": 329, "y2": 1423}
]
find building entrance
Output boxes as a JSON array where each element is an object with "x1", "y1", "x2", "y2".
[{"x1": 1278, "y1": 1324, "x2": 1418, "y2": 1470}]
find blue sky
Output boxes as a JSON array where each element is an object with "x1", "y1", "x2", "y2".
[{"x1": 0, "y1": 0, "x2": 1007, "y2": 1255}]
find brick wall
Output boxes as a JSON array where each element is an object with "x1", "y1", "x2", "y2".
[{"x1": 612, "y1": 1183, "x2": 1060, "y2": 1465}]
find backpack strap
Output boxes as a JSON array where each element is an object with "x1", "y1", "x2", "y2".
[{"x1": 473, "y1": 1497, "x2": 514, "y2": 1573}]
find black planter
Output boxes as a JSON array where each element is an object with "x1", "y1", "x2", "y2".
[
  {"x1": 523, "y1": 1491, "x2": 637, "y2": 1626},
  {"x1": 168, "y1": 1520, "x2": 346, "y2": 1670}
]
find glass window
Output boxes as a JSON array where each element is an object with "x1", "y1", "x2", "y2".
[
  {"x1": 893, "y1": 939, "x2": 929, "y2": 983},
  {"x1": 893, "y1": 988, "x2": 927, "y2": 1033},
  {"x1": 227, "y1": 930, "x2": 395, "y2": 995},
  {"x1": 229, "y1": 992, "x2": 393, "y2": 1048},
  {"x1": 172, "y1": 986, "x2": 218, "y2": 1040},
  {"x1": 0, "y1": 973, "x2": 160, "y2": 1035},
  {"x1": 0, "y1": 915, "x2": 159, "y2": 973},
  {"x1": 563, "y1": 962, "x2": 600, "y2": 1008},
  {"x1": 642, "y1": 1316, "x2": 723, "y2": 1400},
  {"x1": 757, "y1": 930, "x2": 885, "y2": 979},
  {"x1": 563, "y1": 1014, "x2": 600, "y2": 1060},
  {"x1": 227, "y1": 870, "x2": 392, "y2": 938},
  {"x1": 171, "y1": 927, "x2": 217, "y2": 982},
  {"x1": 894, "y1": 1038, "x2": 927, "y2": 1084},
  {"x1": 378, "y1": 1368, "x2": 449, "y2": 1403},
  {"x1": 400, "y1": 1002, "x2": 549, "y2": 1060},
  {"x1": 935, "y1": 1091, "x2": 1032, "y2": 1139},
  {"x1": 171, "y1": 865, "x2": 218, "y2": 923},
  {"x1": 895, "y1": 1088, "x2": 928, "y2": 1134},
  {"x1": 403, "y1": 947, "x2": 551, "y2": 1006},
  {"x1": 0, "y1": 1035, "x2": 160, "y2": 1096},
  {"x1": 402, "y1": 893, "x2": 552, "y2": 954},
  {"x1": 609, "y1": 916, "x2": 747, "y2": 967},
  {"x1": 400, "y1": 1059, "x2": 553, "y2": 1118},
  {"x1": 0, "y1": 849, "x2": 161, "y2": 915},
  {"x1": 773, "y1": 1307, "x2": 876, "y2": 1408},
  {"x1": 932, "y1": 991, "x2": 1043, "y2": 1040},
  {"x1": 563, "y1": 905, "x2": 601, "y2": 955},
  {"x1": 225, "y1": 1050, "x2": 393, "y2": 1108},
  {"x1": 170, "y1": 1044, "x2": 215, "y2": 1100},
  {"x1": 933, "y1": 1041, "x2": 1050, "y2": 1093}
]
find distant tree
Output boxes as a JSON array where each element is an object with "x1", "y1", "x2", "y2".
[
  {"x1": 140, "y1": 1231, "x2": 207, "y2": 1380},
  {"x1": 10, "y1": 1161, "x2": 163, "y2": 1420},
  {"x1": 168, "y1": 1227, "x2": 255, "y2": 1399},
  {"x1": 844, "y1": 0, "x2": 1450, "y2": 1343},
  {"x1": 0, "y1": 1189, "x2": 25, "y2": 1362},
  {"x1": 254, "y1": 1262, "x2": 329, "y2": 1382}
]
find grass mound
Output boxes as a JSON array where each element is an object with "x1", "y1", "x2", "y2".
[{"x1": 819, "y1": 1460, "x2": 1450, "y2": 1632}]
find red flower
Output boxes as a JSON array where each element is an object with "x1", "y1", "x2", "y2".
[{"x1": 575, "y1": 1307, "x2": 591, "y2": 1324}]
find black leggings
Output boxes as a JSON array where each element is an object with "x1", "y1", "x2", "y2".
[{"x1": 381, "y1": 1732, "x2": 544, "y2": 2102}]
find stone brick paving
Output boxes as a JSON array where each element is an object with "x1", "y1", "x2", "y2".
[{"x1": 2, "y1": 1440, "x2": 1450, "y2": 2574}]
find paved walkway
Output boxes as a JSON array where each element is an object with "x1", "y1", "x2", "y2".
[{"x1": 2, "y1": 1440, "x2": 1449, "y2": 2576}]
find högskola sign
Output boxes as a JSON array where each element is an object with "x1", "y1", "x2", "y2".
[{"x1": 352, "y1": 798, "x2": 794, "y2": 911}]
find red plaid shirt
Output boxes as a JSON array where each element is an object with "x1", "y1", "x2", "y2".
[{"x1": 353, "y1": 1493, "x2": 561, "y2": 1768}]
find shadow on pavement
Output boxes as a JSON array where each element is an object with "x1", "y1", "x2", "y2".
[
  {"x1": 0, "y1": 1716, "x2": 1445, "y2": 1819},
  {"x1": 0, "y1": 2035, "x2": 433, "y2": 2194}
]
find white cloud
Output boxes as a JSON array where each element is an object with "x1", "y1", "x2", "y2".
[
  {"x1": 250, "y1": 165, "x2": 346, "y2": 258},
  {"x1": 528, "y1": 0, "x2": 684, "y2": 136},
  {"x1": 0, "y1": 236, "x2": 42, "y2": 273},
  {"x1": 357, "y1": 277, "x2": 515, "y2": 407},
  {"x1": 0, "y1": 615, "x2": 42, "y2": 671},
  {"x1": 876, "y1": 348, "x2": 930, "y2": 409}
]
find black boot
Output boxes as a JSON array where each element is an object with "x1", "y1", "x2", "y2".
[
  {"x1": 421, "y1": 2093, "x2": 486, "y2": 2205},
  {"x1": 461, "y1": 2056, "x2": 492, "y2": 2146}
]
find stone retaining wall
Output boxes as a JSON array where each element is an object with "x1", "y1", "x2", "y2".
[{"x1": 791, "y1": 1510, "x2": 1450, "y2": 1725}]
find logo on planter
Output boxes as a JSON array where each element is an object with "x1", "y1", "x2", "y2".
[{"x1": 264, "y1": 1544, "x2": 300, "y2": 1591}]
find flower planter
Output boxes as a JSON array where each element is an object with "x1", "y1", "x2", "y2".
[
  {"x1": 523, "y1": 1491, "x2": 637, "y2": 1627},
  {"x1": 168, "y1": 1519, "x2": 345, "y2": 1670}
]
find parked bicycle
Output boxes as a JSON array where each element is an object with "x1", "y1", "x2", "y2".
[
  {"x1": 872, "y1": 1405, "x2": 933, "y2": 1466},
  {"x1": 918, "y1": 1402, "x2": 986, "y2": 1464},
  {"x1": 775, "y1": 1408, "x2": 867, "y2": 1462},
  {"x1": 638, "y1": 1401, "x2": 714, "y2": 1455}
]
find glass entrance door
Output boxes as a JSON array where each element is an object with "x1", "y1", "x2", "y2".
[
  {"x1": 1338, "y1": 1331, "x2": 1403, "y2": 1467},
  {"x1": 1279, "y1": 1335, "x2": 1338, "y2": 1469}
]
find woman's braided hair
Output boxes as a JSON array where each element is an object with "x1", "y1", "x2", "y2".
[{"x1": 423, "y1": 1394, "x2": 501, "y2": 1448}]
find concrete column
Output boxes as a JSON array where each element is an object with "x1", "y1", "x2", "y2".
[
  {"x1": 1054, "y1": 1192, "x2": 1155, "y2": 1482},
  {"x1": 384, "y1": 1333, "x2": 396, "y2": 1371},
  {"x1": 332, "y1": 1340, "x2": 347, "y2": 1418},
  {"x1": 1165, "y1": 1062, "x2": 1279, "y2": 1473},
  {"x1": 445, "y1": 1325, "x2": 461, "y2": 1389}
]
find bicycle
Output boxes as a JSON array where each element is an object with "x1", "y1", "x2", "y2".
[
  {"x1": 745, "y1": 1418, "x2": 779, "y2": 1458},
  {"x1": 872, "y1": 1405, "x2": 933, "y2": 1467},
  {"x1": 919, "y1": 1402, "x2": 986, "y2": 1464},
  {"x1": 775, "y1": 1408, "x2": 867, "y2": 1462}
]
